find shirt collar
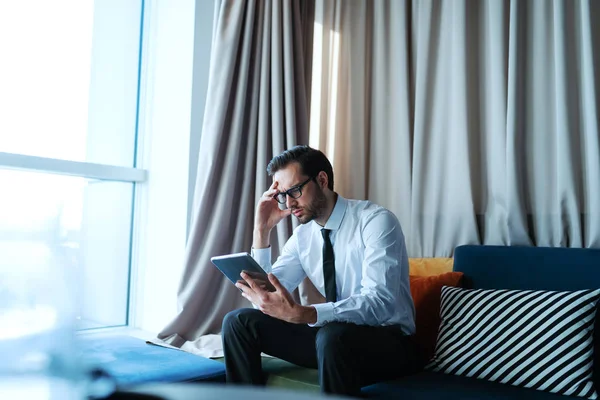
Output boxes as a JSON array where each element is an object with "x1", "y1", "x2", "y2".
[{"x1": 319, "y1": 194, "x2": 347, "y2": 231}]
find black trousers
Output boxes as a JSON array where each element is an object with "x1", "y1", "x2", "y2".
[{"x1": 221, "y1": 308, "x2": 420, "y2": 397}]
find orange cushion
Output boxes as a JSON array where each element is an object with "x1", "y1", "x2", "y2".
[
  {"x1": 410, "y1": 272, "x2": 464, "y2": 364},
  {"x1": 409, "y1": 258, "x2": 454, "y2": 276}
]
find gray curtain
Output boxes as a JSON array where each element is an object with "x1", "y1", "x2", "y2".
[
  {"x1": 154, "y1": 0, "x2": 317, "y2": 357},
  {"x1": 311, "y1": 0, "x2": 600, "y2": 257}
]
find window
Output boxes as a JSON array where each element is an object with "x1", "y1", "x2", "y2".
[{"x1": 0, "y1": 1, "x2": 145, "y2": 330}]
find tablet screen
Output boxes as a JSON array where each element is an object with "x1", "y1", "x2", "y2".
[{"x1": 211, "y1": 252, "x2": 273, "y2": 291}]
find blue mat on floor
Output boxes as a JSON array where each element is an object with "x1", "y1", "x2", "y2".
[{"x1": 77, "y1": 335, "x2": 226, "y2": 387}]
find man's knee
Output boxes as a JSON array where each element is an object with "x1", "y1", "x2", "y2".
[
  {"x1": 315, "y1": 322, "x2": 354, "y2": 358},
  {"x1": 222, "y1": 308, "x2": 262, "y2": 336}
]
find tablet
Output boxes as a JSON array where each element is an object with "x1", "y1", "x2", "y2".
[{"x1": 210, "y1": 252, "x2": 270, "y2": 288}]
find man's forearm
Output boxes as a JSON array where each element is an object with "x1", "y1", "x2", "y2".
[{"x1": 253, "y1": 227, "x2": 271, "y2": 249}]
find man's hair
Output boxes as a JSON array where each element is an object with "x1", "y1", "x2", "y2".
[{"x1": 267, "y1": 145, "x2": 334, "y2": 190}]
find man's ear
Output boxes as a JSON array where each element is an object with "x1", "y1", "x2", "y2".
[{"x1": 317, "y1": 171, "x2": 328, "y2": 189}]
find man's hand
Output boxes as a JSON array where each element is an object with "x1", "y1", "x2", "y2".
[
  {"x1": 236, "y1": 271, "x2": 276, "y2": 292},
  {"x1": 253, "y1": 181, "x2": 292, "y2": 248},
  {"x1": 236, "y1": 272, "x2": 317, "y2": 324}
]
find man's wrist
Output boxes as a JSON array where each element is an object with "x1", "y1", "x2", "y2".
[{"x1": 292, "y1": 305, "x2": 317, "y2": 325}]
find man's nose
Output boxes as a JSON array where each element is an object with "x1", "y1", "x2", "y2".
[{"x1": 286, "y1": 196, "x2": 297, "y2": 209}]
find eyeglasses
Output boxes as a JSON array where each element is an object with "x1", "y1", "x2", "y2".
[{"x1": 273, "y1": 177, "x2": 314, "y2": 204}]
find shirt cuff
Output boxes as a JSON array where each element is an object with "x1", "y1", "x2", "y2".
[
  {"x1": 308, "y1": 302, "x2": 335, "y2": 327},
  {"x1": 251, "y1": 247, "x2": 272, "y2": 272}
]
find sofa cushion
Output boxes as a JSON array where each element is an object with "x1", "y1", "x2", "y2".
[
  {"x1": 261, "y1": 357, "x2": 320, "y2": 391},
  {"x1": 409, "y1": 257, "x2": 454, "y2": 276},
  {"x1": 409, "y1": 272, "x2": 463, "y2": 363},
  {"x1": 427, "y1": 286, "x2": 600, "y2": 399},
  {"x1": 77, "y1": 335, "x2": 226, "y2": 387},
  {"x1": 453, "y1": 245, "x2": 600, "y2": 390},
  {"x1": 362, "y1": 370, "x2": 575, "y2": 399}
]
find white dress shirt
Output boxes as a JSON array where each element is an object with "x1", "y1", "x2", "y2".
[{"x1": 251, "y1": 195, "x2": 416, "y2": 335}]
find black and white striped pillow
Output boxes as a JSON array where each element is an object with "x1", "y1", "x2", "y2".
[{"x1": 426, "y1": 286, "x2": 600, "y2": 399}]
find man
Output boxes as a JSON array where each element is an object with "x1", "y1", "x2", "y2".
[{"x1": 221, "y1": 145, "x2": 418, "y2": 396}]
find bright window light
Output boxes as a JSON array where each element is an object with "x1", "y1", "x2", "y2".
[
  {"x1": 0, "y1": 0, "x2": 145, "y2": 331},
  {"x1": 0, "y1": 0, "x2": 142, "y2": 167},
  {"x1": 0, "y1": 1, "x2": 93, "y2": 161}
]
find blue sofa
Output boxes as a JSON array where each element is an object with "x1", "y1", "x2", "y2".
[
  {"x1": 80, "y1": 245, "x2": 600, "y2": 399},
  {"x1": 362, "y1": 245, "x2": 600, "y2": 399}
]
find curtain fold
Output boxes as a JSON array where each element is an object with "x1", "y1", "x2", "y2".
[
  {"x1": 154, "y1": 0, "x2": 316, "y2": 357},
  {"x1": 579, "y1": 0, "x2": 600, "y2": 248},
  {"x1": 311, "y1": 0, "x2": 600, "y2": 257}
]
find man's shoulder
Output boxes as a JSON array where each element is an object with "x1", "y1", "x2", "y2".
[
  {"x1": 345, "y1": 199, "x2": 404, "y2": 242},
  {"x1": 346, "y1": 199, "x2": 397, "y2": 221}
]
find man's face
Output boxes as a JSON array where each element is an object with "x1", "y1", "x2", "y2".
[{"x1": 273, "y1": 163, "x2": 327, "y2": 225}]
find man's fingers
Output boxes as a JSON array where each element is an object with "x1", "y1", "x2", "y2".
[
  {"x1": 241, "y1": 271, "x2": 263, "y2": 293},
  {"x1": 264, "y1": 181, "x2": 280, "y2": 197},
  {"x1": 237, "y1": 285, "x2": 258, "y2": 306},
  {"x1": 235, "y1": 280, "x2": 251, "y2": 295},
  {"x1": 264, "y1": 181, "x2": 278, "y2": 194},
  {"x1": 242, "y1": 271, "x2": 276, "y2": 292},
  {"x1": 262, "y1": 188, "x2": 279, "y2": 199},
  {"x1": 244, "y1": 271, "x2": 264, "y2": 279},
  {"x1": 268, "y1": 273, "x2": 285, "y2": 292}
]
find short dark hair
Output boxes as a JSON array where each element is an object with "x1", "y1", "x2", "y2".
[{"x1": 267, "y1": 145, "x2": 334, "y2": 190}]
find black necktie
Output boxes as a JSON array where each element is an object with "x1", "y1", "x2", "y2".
[{"x1": 321, "y1": 228, "x2": 337, "y2": 302}]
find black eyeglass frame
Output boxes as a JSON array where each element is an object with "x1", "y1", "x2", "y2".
[{"x1": 273, "y1": 176, "x2": 314, "y2": 204}]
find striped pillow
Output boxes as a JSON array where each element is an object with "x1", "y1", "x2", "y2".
[{"x1": 426, "y1": 286, "x2": 600, "y2": 399}]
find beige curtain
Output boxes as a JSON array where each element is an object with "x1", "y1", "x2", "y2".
[
  {"x1": 311, "y1": 0, "x2": 600, "y2": 257},
  {"x1": 154, "y1": 0, "x2": 316, "y2": 357}
]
